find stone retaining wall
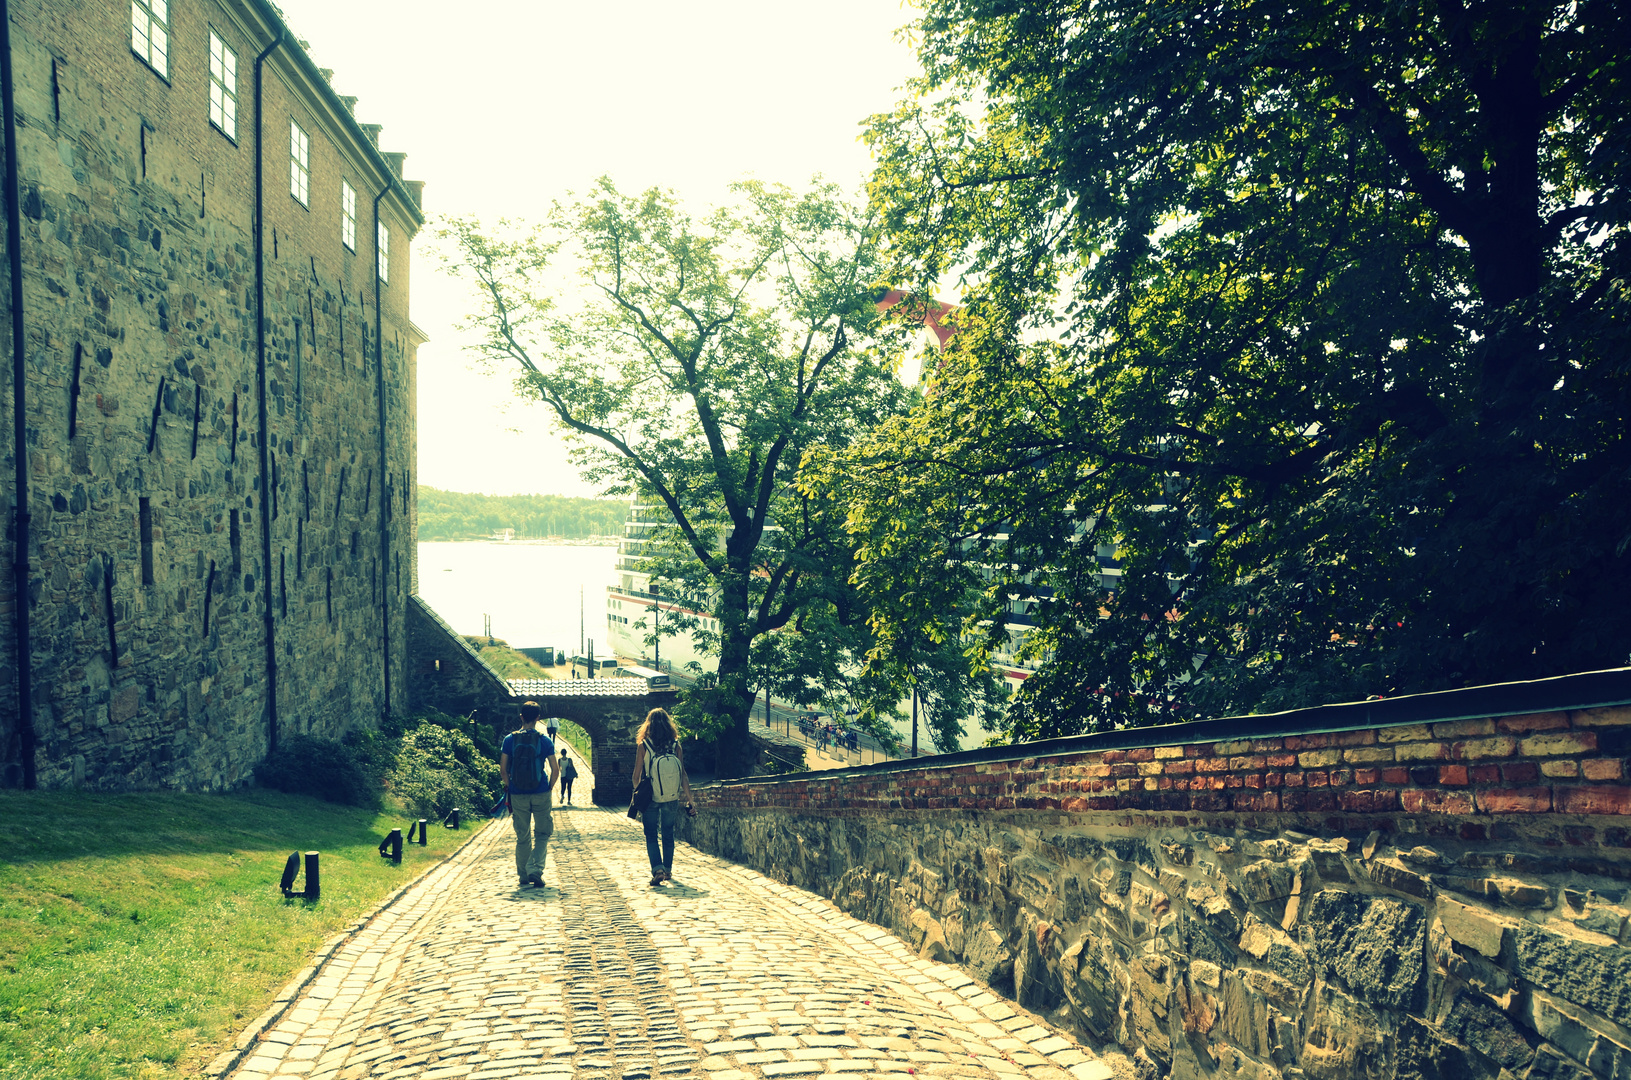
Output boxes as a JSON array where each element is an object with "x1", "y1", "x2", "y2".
[{"x1": 687, "y1": 691, "x2": 1631, "y2": 1080}]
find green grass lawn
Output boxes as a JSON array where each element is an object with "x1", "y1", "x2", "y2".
[{"x1": 0, "y1": 788, "x2": 478, "y2": 1078}]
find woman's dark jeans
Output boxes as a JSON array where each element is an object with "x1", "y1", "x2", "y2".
[{"x1": 642, "y1": 800, "x2": 683, "y2": 873}]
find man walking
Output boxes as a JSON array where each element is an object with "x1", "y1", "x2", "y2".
[{"x1": 500, "y1": 702, "x2": 561, "y2": 888}]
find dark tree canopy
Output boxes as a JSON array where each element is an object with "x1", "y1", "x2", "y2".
[{"x1": 832, "y1": 0, "x2": 1631, "y2": 737}]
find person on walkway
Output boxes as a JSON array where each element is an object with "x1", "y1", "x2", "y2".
[
  {"x1": 500, "y1": 701, "x2": 560, "y2": 888},
  {"x1": 630, "y1": 708, "x2": 692, "y2": 887},
  {"x1": 559, "y1": 748, "x2": 578, "y2": 805}
]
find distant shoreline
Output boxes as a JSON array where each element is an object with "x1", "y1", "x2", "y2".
[{"x1": 418, "y1": 536, "x2": 620, "y2": 547}]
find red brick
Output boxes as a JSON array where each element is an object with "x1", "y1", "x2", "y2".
[
  {"x1": 1502, "y1": 762, "x2": 1540, "y2": 784},
  {"x1": 1453, "y1": 736, "x2": 1519, "y2": 760},
  {"x1": 1284, "y1": 734, "x2": 1334, "y2": 750},
  {"x1": 1582, "y1": 759, "x2": 1625, "y2": 781},
  {"x1": 1225, "y1": 774, "x2": 1244, "y2": 788},
  {"x1": 1243, "y1": 772, "x2": 1264, "y2": 789},
  {"x1": 1521, "y1": 732, "x2": 1599, "y2": 757},
  {"x1": 1329, "y1": 769, "x2": 1355, "y2": 787},
  {"x1": 1265, "y1": 772, "x2": 1283, "y2": 788},
  {"x1": 1165, "y1": 760, "x2": 1196, "y2": 776},
  {"x1": 1402, "y1": 788, "x2": 1476, "y2": 815},
  {"x1": 1230, "y1": 755, "x2": 1267, "y2": 771},
  {"x1": 1283, "y1": 771, "x2": 1305, "y2": 787},
  {"x1": 1475, "y1": 787, "x2": 1554, "y2": 814},
  {"x1": 1382, "y1": 768, "x2": 1410, "y2": 785},
  {"x1": 1103, "y1": 751, "x2": 1127, "y2": 764},
  {"x1": 1470, "y1": 764, "x2": 1501, "y2": 784},
  {"x1": 1267, "y1": 752, "x2": 1297, "y2": 768},
  {"x1": 1186, "y1": 743, "x2": 1214, "y2": 757},
  {"x1": 1556, "y1": 786, "x2": 1631, "y2": 815},
  {"x1": 1354, "y1": 768, "x2": 1378, "y2": 785},
  {"x1": 1197, "y1": 757, "x2": 1230, "y2": 773},
  {"x1": 1127, "y1": 747, "x2": 1156, "y2": 762},
  {"x1": 1495, "y1": 711, "x2": 1570, "y2": 734},
  {"x1": 1334, "y1": 730, "x2": 1379, "y2": 747},
  {"x1": 1251, "y1": 738, "x2": 1286, "y2": 752},
  {"x1": 1433, "y1": 718, "x2": 1495, "y2": 738},
  {"x1": 1340, "y1": 789, "x2": 1378, "y2": 813},
  {"x1": 1572, "y1": 706, "x2": 1631, "y2": 728}
]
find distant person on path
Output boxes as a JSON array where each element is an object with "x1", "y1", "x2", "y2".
[
  {"x1": 630, "y1": 708, "x2": 693, "y2": 887},
  {"x1": 500, "y1": 701, "x2": 560, "y2": 888},
  {"x1": 559, "y1": 748, "x2": 578, "y2": 805}
]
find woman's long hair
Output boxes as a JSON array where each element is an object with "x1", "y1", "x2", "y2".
[{"x1": 636, "y1": 708, "x2": 679, "y2": 750}]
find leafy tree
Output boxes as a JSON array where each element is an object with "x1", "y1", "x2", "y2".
[
  {"x1": 439, "y1": 180, "x2": 971, "y2": 775},
  {"x1": 831, "y1": 0, "x2": 1631, "y2": 738},
  {"x1": 415, "y1": 486, "x2": 626, "y2": 540}
]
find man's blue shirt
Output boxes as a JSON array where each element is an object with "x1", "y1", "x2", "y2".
[{"x1": 502, "y1": 729, "x2": 556, "y2": 794}]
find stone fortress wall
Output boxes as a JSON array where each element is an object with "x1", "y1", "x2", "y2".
[
  {"x1": 0, "y1": 0, "x2": 424, "y2": 790},
  {"x1": 688, "y1": 669, "x2": 1631, "y2": 1080}
]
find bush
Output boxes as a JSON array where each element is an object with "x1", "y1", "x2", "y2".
[
  {"x1": 386, "y1": 708, "x2": 499, "y2": 761},
  {"x1": 388, "y1": 722, "x2": 501, "y2": 820},
  {"x1": 255, "y1": 735, "x2": 378, "y2": 807}
]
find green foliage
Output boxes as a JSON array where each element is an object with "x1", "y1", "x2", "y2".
[
  {"x1": 254, "y1": 735, "x2": 377, "y2": 808},
  {"x1": 833, "y1": 0, "x2": 1631, "y2": 737},
  {"x1": 436, "y1": 180, "x2": 972, "y2": 775},
  {"x1": 0, "y1": 789, "x2": 461, "y2": 1078},
  {"x1": 387, "y1": 707, "x2": 499, "y2": 762},
  {"x1": 416, "y1": 486, "x2": 627, "y2": 540},
  {"x1": 388, "y1": 722, "x2": 501, "y2": 820}
]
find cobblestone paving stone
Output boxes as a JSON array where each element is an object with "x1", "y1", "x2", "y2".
[{"x1": 229, "y1": 808, "x2": 1113, "y2": 1080}]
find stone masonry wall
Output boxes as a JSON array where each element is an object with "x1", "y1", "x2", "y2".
[
  {"x1": 0, "y1": 0, "x2": 423, "y2": 789},
  {"x1": 687, "y1": 701, "x2": 1631, "y2": 1080}
]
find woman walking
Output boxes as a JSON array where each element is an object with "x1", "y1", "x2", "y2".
[{"x1": 630, "y1": 708, "x2": 693, "y2": 886}]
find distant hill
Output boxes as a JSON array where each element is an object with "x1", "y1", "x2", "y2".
[{"x1": 416, "y1": 486, "x2": 627, "y2": 541}]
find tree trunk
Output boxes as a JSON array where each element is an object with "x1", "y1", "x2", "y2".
[{"x1": 712, "y1": 568, "x2": 759, "y2": 778}]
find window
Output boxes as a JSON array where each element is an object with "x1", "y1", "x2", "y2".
[
  {"x1": 289, "y1": 121, "x2": 310, "y2": 205},
  {"x1": 377, "y1": 220, "x2": 389, "y2": 282},
  {"x1": 341, "y1": 180, "x2": 356, "y2": 250},
  {"x1": 208, "y1": 32, "x2": 237, "y2": 139},
  {"x1": 131, "y1": 0, "x2": 169, "y2": 77}
]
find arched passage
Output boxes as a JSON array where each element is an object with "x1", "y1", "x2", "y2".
[{"x1": 507, "y1": 680, "x2": 678, "y2": 805}]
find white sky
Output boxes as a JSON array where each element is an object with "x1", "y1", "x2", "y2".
[{"x1": 272, "y1": 0, "x2": 926, "y2": 499}]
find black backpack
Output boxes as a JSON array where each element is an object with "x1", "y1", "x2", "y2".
[{"x1": 510, "y1": 730, "x2": 544, "y2": 790}]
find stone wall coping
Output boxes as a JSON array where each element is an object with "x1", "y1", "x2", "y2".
[
  {"x1": 709, "y1": 666, "x2": 1631, "y2": 788},
  {"x1": 506, "y1": 678, "x2": 678, "y2": 699},
  {"x1": 407, "y1": 595, "x2": 512, "y2": 700}
]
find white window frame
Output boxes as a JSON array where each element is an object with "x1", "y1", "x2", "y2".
[
  {"x1": 341, "y1": 180, "x2": 357, "y2": 251},
  {"x1": 131, "y1": 0, "x2": 169, "y2": 78},
  {"x1": 290, "y1": 121, "x2": 310, "y2": 206},
  {"x1": 208, "y1": 32, "x2": 238, "y2": 140},
  {"x1": 377, "y1": 220, "x2": 390, "y2": 283}
]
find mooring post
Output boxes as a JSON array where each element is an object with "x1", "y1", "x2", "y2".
[
  {"x1": 415, "y1": 819, "x2": 428, "y2": 844},
  {"x1": 443, "y1": 808, "x2": 460, "y2": 829},
  {"x1": 303, "y1": 851, "x2": 320, "y2": 900}
]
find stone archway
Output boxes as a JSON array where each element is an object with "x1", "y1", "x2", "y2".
[{"x1": 507, "y1": 680, "x2": 678, "y2": 806}]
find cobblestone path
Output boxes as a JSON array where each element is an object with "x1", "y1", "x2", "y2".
[{"x1": 228, "y1": 809, "x2": 1114, "y2": 1080}]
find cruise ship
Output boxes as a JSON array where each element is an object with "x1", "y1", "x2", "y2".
[{"x1": 602, "y1": 499, "x2": 717, "y2": 676}]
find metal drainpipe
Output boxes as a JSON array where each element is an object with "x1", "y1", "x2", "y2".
[
  {"x1": 253, "y1": 29, "x2": 283, "y2": 753},
  {"x1": 1, "y1": 0, "x2": 36, "y2": 788},
  {"x1": 372, "y1": 188, "x2": 390, "y2": 718}
]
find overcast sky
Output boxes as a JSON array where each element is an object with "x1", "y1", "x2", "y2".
[{"x1": 271, "y1": 0, "x2": 925, "y2": 499}]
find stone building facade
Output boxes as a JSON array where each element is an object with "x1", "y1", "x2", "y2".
[{"x1": 0, "y1": 0, "x2": 425, "y2": 789}]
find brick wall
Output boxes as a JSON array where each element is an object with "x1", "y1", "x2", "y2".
[
  {"x1": 687, "y1": 678, "x2": 1631, "y2": 1080},
  {"x1": 698, "y1": 705, "x2": 1631, "y2": 830}
]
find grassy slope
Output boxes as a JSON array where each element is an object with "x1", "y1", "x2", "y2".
[{"x1": 0, "y1": 789, "x2": 475, "y2": 1079}]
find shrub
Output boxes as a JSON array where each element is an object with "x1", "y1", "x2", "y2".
[
  {"x1": 255, "y1": 735, "x2": 378, "y2": 807},
  {"x1": 388, "y1": 722, "x2": 501, "y2": 820}
]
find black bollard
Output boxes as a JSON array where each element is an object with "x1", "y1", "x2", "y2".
[
  {"x1": 279, "y1": 850, "x2": 301, "y2": 898},
  {"x1": 303, "y1": 851, "x2": 321, "y2": 900},
  {"x1": 379, "y1": 828, "x2": 403, "y2": 863},
  {"x1": 443, "y1": 808, "x2": 460, "y2": 830},
  {"x1": 415, "y1": 819, "x2": 428, "y2": 845}
]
